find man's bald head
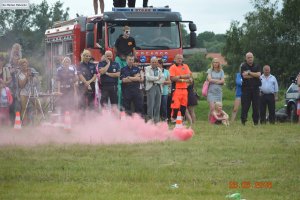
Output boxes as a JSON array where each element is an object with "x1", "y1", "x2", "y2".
[
  {"x1": 263, "y1": 65, "x2": 271, "y2": 76},
  {"x1": 246, "y1": 52, "x2": 254, "y2": 66}
]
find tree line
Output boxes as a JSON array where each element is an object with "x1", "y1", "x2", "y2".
[
  {"x1": 0, "y1": 0, "x2": 69, "y2": 74},
  {"x1": 222, "y1": 0, "x2": 300, "y2": 88},
  {"x1": 1, "y1": 0, "x2": 298, "y2": 90}
]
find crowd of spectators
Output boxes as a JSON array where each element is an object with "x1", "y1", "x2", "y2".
[{"x1": 1, "y1": 37, "x2": 299, "y2": 128}]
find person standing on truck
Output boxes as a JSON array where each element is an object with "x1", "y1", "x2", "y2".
[
  {"x1": 77, "y1": 50, "x2": 97, "y2": 111},
  {"x1": 114, "y1": 25, "x2": 136, "y2": 109},
  {"x1": 113, "y1": 0, "x2": 148, "y2": 7},
  {"x1": 169, "y1": 54, "x2": 192, "y2": 122},
  {"x1": 114, "y1": 26, "x2": 136, "y2": 68},
  {"x1": 93, "y1": 0, "x2": 104, "y2": 14}
]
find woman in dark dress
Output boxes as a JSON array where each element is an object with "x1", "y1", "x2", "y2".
[{"x1": 186, "y1": 77, "x2": 198, "y2": 124}]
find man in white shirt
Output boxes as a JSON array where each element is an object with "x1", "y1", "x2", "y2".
[
  {"x1": 144, "y1": 57, "x2": 163, "y2": 123},
  {"x1": 259, "y1": 65, "x2": 278, "y2": 124}
]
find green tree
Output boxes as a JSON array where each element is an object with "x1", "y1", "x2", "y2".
[
  {"x1": 185, "y1": 53, "x2": 210, "y2": 72},
  {"x1": 277, "y1": 0, "x2": 300, "y2": 83},
  {"x1": 222, "y1": 21, "x2": 244, "y2": 88},
  {"x1": 197, "y1": 31, "x2": 226, "y2": 53},
  {"x1": 223, "y1": 0, "x2": 299, "y2": 88},
  {"x1": 0, "y1": 0, "x2": 69, "y2": 79}
]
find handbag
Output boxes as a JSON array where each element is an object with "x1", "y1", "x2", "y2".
[{"x1": 202, "y1": 80, "x2": 209, "y2": 97}]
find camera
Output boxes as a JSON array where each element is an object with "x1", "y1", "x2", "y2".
[{"x1": 28, "y1": 68, "x2": 39, "y2": 76}]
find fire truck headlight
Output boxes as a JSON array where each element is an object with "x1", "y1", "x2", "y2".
[{"x1": 140, "y1": 55, "x2": 146, "y2": 63}]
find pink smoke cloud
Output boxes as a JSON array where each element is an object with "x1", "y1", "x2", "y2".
[{"x1": 0, "y1": 109, "x2": 193, "y2": 146}]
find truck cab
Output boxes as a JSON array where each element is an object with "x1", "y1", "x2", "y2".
[{"x1": 45, "y1": 7, "x2": 197, "y2": 90}]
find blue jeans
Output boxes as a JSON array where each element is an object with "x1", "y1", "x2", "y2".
[{"x1": 160, "y1": 95, "x2": 168, "y2": 120}]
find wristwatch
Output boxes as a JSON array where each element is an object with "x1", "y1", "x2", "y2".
[{"x1": 248, "y1": 71, "x2": 250, "y2": 75}]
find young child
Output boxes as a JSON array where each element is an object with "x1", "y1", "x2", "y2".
[
  {"x1": 0, "y1": 78, "x2": 13, "y2": 126},
  {"x1": 210, "y1": 101, "x2": 230, "y2": 126}
]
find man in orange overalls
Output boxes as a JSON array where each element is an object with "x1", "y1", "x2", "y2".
[{"x1": 169, "y1": 54, "x2": 192, "y2": 122}]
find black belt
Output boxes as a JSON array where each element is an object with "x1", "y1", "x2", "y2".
[
  {"x1": 261, "y1": 92, "x2": 273, "y2": 95},
  {"x1": 153, "y1": 83, "x2": 160, "y2": 86}
]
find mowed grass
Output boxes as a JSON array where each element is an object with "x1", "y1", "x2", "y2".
[{"x1": 0, "y1": 121, "x2": 299, "y2": 200}]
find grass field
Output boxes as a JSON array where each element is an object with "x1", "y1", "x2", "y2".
[
  {"x1": 0, "y1": 88, "x2": 299, "y2": 199},
  {"x1": 0, "y1": 122, "x2": 299, "y2": 199}
]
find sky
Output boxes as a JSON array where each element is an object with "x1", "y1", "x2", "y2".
[{"x1": 28, "y1": 0, "x2": 281, "y2": 34}]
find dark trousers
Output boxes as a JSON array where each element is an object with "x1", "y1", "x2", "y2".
[
  {"x1": 160, "y1": 95, "x2": 168, "y2": 120},
  {"x1": 260, "y1": 93, "x2": 275, "y2": 124},
  {"x1": 113, "y1": 0, "x2": 135, "y2": 7},
  {"x1": 122, "y1": 88, "x2": 143, "y2": 115},
  {"x1": 78, "y1": 83, "x2": 95, "y2": 111},
  {"x1": 241, "y1": 87, "x2": 260, "y2": 124},
  {"x1": 100, "y1": 85, "x2": 118, "y2": 106},
  {"x1": 113, "y1": 0, "x2": 147, "y2": 7}
]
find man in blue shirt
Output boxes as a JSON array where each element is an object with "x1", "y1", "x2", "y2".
[
  {"x1": 120, "y1": 55, "x2": 143, "y2": 115},
  {"x1": 97, "y1": 51, "x2": 120, "y2": 107},
  {"x1": 259, "y1": 65, "x2": 278, "y2": 124}
]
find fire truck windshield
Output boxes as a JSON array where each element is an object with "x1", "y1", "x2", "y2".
[{"x1": 107, "y1": 21, "x2": 180, "y2": 50}]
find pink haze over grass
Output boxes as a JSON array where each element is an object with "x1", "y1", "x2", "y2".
[{"x1": 0, "y1": 109, "x2": 193, "y2": 146}]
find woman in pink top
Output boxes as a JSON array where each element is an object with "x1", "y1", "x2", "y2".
[{"x1": 210, "y1": 102, "x2": 229, "y2": 126}]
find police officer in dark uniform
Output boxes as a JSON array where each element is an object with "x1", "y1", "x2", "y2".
[
  {"x1": 120, "y1": 55, "x2": 143, "y2": 115},
  {"x1": 56, "y1": 57, "x2": 77, "y2": 113},
  {"x1": 97, "y1": 51, "x2": 120, "y2": 107},
  {"x1": 241, "y1": 52, "x2": 261, "y2": 125},
  {"x1": 77, "y1": 50, "x2": 97, "y2": 110}
]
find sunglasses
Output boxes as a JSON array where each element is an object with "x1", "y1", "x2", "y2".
[{"x1": 125, "y1": 30, "x2": 130, "y2": 34}]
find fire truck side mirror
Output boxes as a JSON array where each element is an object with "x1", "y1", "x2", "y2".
[
  {"x1": 190, "y1": 32, "x2": 196, "y2": 48},
  {"x1": 189, "y1": 23, "x2": 197, "y2": 32},
  {"x1": 86, "y1": 23, "x2": 94, "y2": 48}
]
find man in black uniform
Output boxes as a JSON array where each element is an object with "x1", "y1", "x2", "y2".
[
  {"x1": 97, "y1": 50, "x2": 120, "y2": 107},
  {"x1": 240, "y1": 52, "x2": 261, "y2": 125},
  {"x1": 120, "y1": 55, "x2": 143, "y2": 115},
  {"x1": 77, "y1": 50, "x2": 97, "y2": 111}
]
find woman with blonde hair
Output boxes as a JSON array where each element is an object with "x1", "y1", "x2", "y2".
[
  {"x1": 77, "y1": 50, "x2": 97, "y2": 111},
  {"x1": 210, "y1": 102, "x2": 229, "y2": 126},
  {"x1": 18, "y1": 58, "x2": 39, "y2": 124},
  {"x1": 206, "y1": 58, "x2": 225, "y2": 120}
]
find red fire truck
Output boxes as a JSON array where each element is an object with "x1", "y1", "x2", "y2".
[{"x1": 45, "y1": 7, "x2": 197, "y2": 87}]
